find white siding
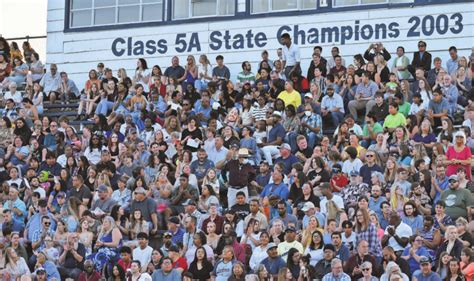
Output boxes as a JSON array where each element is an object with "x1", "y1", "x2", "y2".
[{"x1": 47, "y1": 2, "x2": 473, "y2": 88}]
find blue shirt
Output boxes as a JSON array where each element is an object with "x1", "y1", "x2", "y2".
[
  {"x1": 268, "y1": 123, "x2": 285, "y2": 143},
  {"x1": 152, "y1": 269, "x2": 181, "y2": 281},
  {"x1": 412, "y1": 271, "x2": 442, "y2": 281},
  {"x1": 356, "y1": 81, "x2": 378, "y2": 98},
  {"x1": 260, "y1": 257, "x2": 286, "y2": 275},
  {"x1": 275, "y1": 155, "x2": 299, "y2": 175},
  {"x1": 44, "y1": 260, "x2": 61, "y2": 281},
  {"x1": 433, "y1": 176, "x2": 449, "y2": 203},
  {"x1": 321, "y1": 94, "x2": 344, "y2": 113},
  {"x1": 26, "y1": 212, "x2": 57, "y2": 241},
  {"x1": 402, "y1": 246, "x2": 430, "y2": 274},
  {"x1": 3, "y1": 198, "x2": 27, "y2": 226},
  {"x1": 190, "y1": 158, "x2": 215, "y2": 180},
  {"x1": 402, "y1": 215, "x2": 424, "y2": 234},
  {"x1": 359, "y1": 164, "x2": 383, "y2": 186},
  {"x1": 260, "y1": 182, "x2": 289, "y2": 200},
  {"x1": 369, "y1": 197, "x2": 387, "y2": 218},
  {"x1": 171, "y1": 228, "x2": 185, "y2": 245}
]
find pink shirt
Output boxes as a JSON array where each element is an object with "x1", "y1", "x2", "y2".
[{"x1": 446, "y1": 145, "x2": 472, "y2": 179}]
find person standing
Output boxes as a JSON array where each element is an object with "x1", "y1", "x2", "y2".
[{"x1": 280, "y1": 33, "x2": 301, "y2": 78}]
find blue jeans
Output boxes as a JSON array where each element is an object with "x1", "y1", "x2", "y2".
[
  {"x1": 95, "y1": 100, "x2": 114, "y2": 115},
  {"x1": 329, "y1": 111, "x2": 345, "y2": 127}
]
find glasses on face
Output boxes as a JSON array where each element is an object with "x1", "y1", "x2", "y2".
[
  {"x1": 366, "y1": 154, "x2": 374, "y2": 158},
  {"x1": 362, "y1": 268, "x2": 371, "y2": 272},
  {"x1": 44, "y1": 222, "x2": 51, "y2": 226},
  {"x1": 449, "y1": 179, "x2": 458, "y2": 183}
]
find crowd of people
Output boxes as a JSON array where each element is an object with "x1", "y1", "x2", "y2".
[{"x1": 0, "y1": 33, "x2": 473, "y2": 281}]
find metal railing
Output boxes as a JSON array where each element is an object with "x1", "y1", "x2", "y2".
[{"x1": 2, "y1": 35, "x2": 47, "y2": 42}]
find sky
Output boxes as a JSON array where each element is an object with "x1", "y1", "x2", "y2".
[{"x1": 0, "y1": 0, "x2": 47, "y2": 60}]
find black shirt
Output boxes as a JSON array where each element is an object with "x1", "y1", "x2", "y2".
[
  {"x1": 63, "y1": 243, "x2": 86, "y2": 270},
  {"x1": 231, "y1": 203, "x2": 250, "y2": 220},
  {"x1": 164, "y1": 65, "x2": 185, "y2": 79},
  {"x1": 188, "y1": 260, "x2": 214, "y2": 281},
  {"x1": 370, "y1": 101, "x2": 389, "y2": 122}
]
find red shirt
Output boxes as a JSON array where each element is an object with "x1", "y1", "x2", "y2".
[
  {"x1": 331, "y1": 174, "x2": 349, "y2": 192},
  {"x1": 172, "y1": 256, "x2": 188, "y2": 272},
  {"x1": 118, "y1": 259, "x2": 132, "y2": 271}
]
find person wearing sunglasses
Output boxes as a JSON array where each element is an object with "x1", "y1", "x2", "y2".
[
  {"x1": 31, "y1": 216, "x2": 54, "y2": 252},
  {"x1": 358, "y1": 261, "x2": 377, "y2": 281}
]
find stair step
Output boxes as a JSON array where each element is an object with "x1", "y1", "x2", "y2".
[{"x1": 43, "y1": 103, "x2": 79, "y2": 109}]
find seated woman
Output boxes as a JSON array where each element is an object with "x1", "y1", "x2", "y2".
[
  {"x1": 4, "y1": 247, "x2": 30, "y2": 281},
  {"x1": 88, "y1": 216, "x2": 123, "y2": 272},
  {"x1": 1, "y1": 56, "x2": 28, "y2": 90},
  {"x1": 411, "y1": 119, "x2": 436, "y2": 151}
]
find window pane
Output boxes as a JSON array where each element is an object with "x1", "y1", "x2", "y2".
[
  {"x1": 218, "y1": 0, "x2": 235, "y2": 15},
  {"x1": 252, "y1": 0, "x2": 269, "y2": 13},
  {"x1": 333, "y1": 0, "x2": 358, "y2": 6},
  {"x1": 193, "y1": 0, "x2": 217, "y2": 17},
  {"x1": 143, "y1": 0, "x2": 161, "y2": 3},
  {"x1": 118, "y1": 5, "x2": 139, "y2": 22},
  {"x1": 72, "y1": 0, "x2": 92, "y2": 9},
  {"x1": 94, "y1": 7, "x2": 116, "y2": 24},
  {"x1": 142, "y1": 3, "x2": 163, "y2": 21},
  {"x1": 272, "y1": 0, "x2": 297, "y2": 10},
  {"x1": 173, "y1": 0, "x2": 189, "y2": 19},
  {"x1": 302, "y1": 0, "x2": 317, "y2": 8},
  {"x1": 361, "y1": 0, "x2": 385, "y2": 3},
  {"x1": 71, "y1": 10, "x2": 92, "y2": 27},
  {"x1": 119, "y1": 0, "x2": 139, "y2": 4},
  {"x1": 389, "y1": 0, "x2": 412, "y2": 3},
  {"x1": 95, "y1": 0, "x2": 115, "y2": 7}
]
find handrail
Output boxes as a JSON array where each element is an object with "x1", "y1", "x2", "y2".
[{"x1": 2, "y1": 35, "x2": 47, "y2": 42}]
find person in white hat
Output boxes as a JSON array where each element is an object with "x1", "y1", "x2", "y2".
[{"x1": 221, "y1": 148, "x2": 256, "y2": 208}]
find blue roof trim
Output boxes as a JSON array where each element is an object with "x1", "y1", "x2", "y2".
[{"x1": 63, "y1": 0, "x2": 469, "y2": 33}]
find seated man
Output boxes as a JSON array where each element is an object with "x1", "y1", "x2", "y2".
[
  {"x1": 321, "y1": 84, "x2": 344, "y2": 127},
  {"x1": 383, "y1": 102, "x2": 406, "y2": 133}
]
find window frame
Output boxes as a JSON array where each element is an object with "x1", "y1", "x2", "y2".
[
  {"x1": 171, "y1": 0, "x2": 236, "y2": 20},
  {"x1": 250, "y1": 0, "x2": 317, "y2": 14},
  {"x1": 68, "y1": 0, "x2": 165, "y2": 28},
  {"x1": 333, "y1": 0, "x2": 412, "y2": 8}
]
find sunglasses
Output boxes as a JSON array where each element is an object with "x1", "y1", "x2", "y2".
[
  {"x1": 44, "y1": 222, "x2": 51, "y2": 225},
  {"x1": 366, "y1": 155, "x2": 375, "y2": 158},
  {"x1": 362, "y1": 268, "x2": 371, "y2": 272},
  {"x1": 449, "y1": 179, "x2": 458, "y2": 183}
]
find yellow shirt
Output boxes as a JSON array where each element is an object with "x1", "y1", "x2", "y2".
[{"x1": 278, "y1": 90, "x2": 301, "y2": 109}]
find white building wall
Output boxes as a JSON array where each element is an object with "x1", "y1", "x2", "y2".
[{"x1": 47, "y1": 1, "x2": 473, "y2": 88}]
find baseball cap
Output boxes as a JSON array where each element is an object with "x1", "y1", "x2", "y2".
[
  {"x1": 301, "y1": 202, "x2": 315, "y2": 212},
  {"x1": 164, "y1": 231, "x2": 173, "y2": 237},
  {"x1": 350, "y1": 170, "x2": 359, "y2": 177},
  {"x1": 285, "y1": 226, "x2": 296, "y2": 233},
  {"x1": 56, "y1": 191, "x2": 66, "y2": 198},
  {"x1": 183, "y1": 199, "x2": 196, "y2": 206},
  {"x1": 98, "y1": 185, "x2": 108, "y2": 193},
  {"x1": 128, "y1": 128, "x2": 137, "y2": 135},
  {"x1": 448, "y1": 174, "x2": 459, "y2": 182},
  {"x1": 266, "y1": 243, "x2": 278, "y2": 251},
  {"x1": 169, "y1": 216, "x2": 180, "y2": 224},
  {"x1": 326, "y1": 84, "x2": 335, "y2": 90},
  {"x1": 304, "y1": 93, "x2": 313, "y2": 99},
  {"x1": 279, "y1": 143, "x2": 291, "y2": 151},
  {"x1": 272, "y1": 111, "x2": 282, "y2": 118},
  {"x1": 420, "y1": 256, "x2": 431, "y2": 265}
]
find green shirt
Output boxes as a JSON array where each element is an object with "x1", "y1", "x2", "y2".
[
  {"x1": 383, "y1": 112, "x2": 406, "y2": 128},
  {"x1": 439, "y1": 188, "x2": 473, "y2": 220},
  {"x1": 236, "y1": 71, "x2": 256, "y2": 83},
  {"x1": 362, "y1": 122, "x2": 384, "y2": 138},
  {"x1": 399, "y1": 102, "x2": 411, "y2": 117}
]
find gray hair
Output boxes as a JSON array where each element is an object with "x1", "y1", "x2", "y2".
[{"x1": 331, "y1": 258, "x2": 342, "y2": 268}]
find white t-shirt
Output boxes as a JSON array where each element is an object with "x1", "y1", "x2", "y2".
[
  {"x1": 342, "y1": 159, "x2": 363, "y2": 175},
  {"x1": 133, "y1": 245, "x2": 153, "y2": 270},
  {"x1": 135, "y1": 69, "x2": 151, "y2": 92},
  {"x1": 320, "y1": 195, "x2": 345, "y2": 216},
  {"x1": 384, "y1": 222, "x2": 412, "y2": 251}
]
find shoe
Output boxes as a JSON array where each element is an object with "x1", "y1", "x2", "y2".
[{"x1": 74, "y1": 115, "x2": 82, "y2": 121}]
